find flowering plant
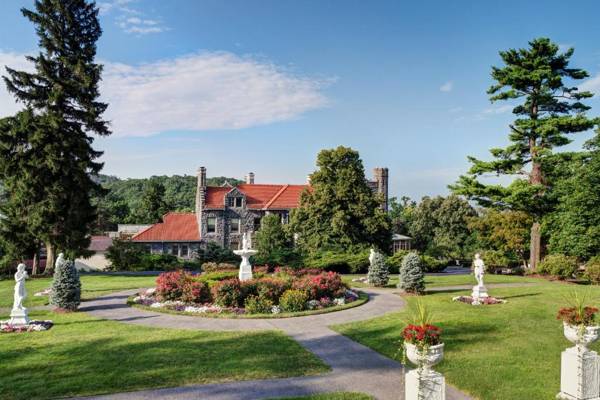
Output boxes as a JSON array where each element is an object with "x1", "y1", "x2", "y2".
[
  {"x1": 557, "y1": 291, "x2": 599, "y2": 327},
  {"x1": 402, "y1": 324, "x2": 442, "y2": 348}
]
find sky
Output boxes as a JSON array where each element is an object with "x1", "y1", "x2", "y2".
[{"x1": 1, "y1": 0, "x2": 600, "y2": 200}]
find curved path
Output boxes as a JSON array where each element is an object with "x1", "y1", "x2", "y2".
[{"x1": 79, "y1": 288, "x2": 474, "y2": 400}]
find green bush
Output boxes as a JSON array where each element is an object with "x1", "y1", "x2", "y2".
[
  {"x1": 420, "y1": 255, "x2": 448, "y2": 273},
  {"x1": 244, "y1": 295, "x2": 274, "y2": 314},
  {"x1": 106, "y1": 239, "x2": 145, "y2": 270},
  {"x1": 201, "y1": 262, "x2": 238, "y2": 272},
  {"x1": 399, "y1": 252, "x2": 425, "y2": 294},
  {"x1": 199, "y1": 270, "x2": 238, "y2": 283},
  {"x1": 50, "y1": 257, "x2": 81, "y2": 311},
  {"x1": 138, "y1": 254, "x2": 179, "y2": 271},
  {"x1": 211, "y1": 279, "x2": 244, "y2": 307},
  {"x1": 386, "y1": 250, "x2": 411, "y2": 274},
  {"x1": 196, "y1": 242, "x2": 240, "y2": 264},
  {"x1": 585, "y1": 257, "x2": 600, "y2": 284},
  {"x1": 538, "y1": 254, "x2": 579, "y2": 279},
  {"x1": 279, "y1": 289, "x2": 308, "y2": 312},
  {"x1": 367, "y1": 250, "x2": 389, "y2": 287},
  {"x1": 479, "y1": 250, "x2": 515, "y2": 273},
  {"x1": 304, "y1": 249, "x2": 370, "y2": 273}
]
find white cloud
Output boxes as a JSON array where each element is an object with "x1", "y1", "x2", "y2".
[
  {"x1": 580, "y1": 73, "x2": 600, "y2": 95},
  {"x1": 99, "y1": 0, "x2": 167, "y2": 35},
  {"x1": 0, "y1": 51, "x2": 33, "y2": 116},
  {"x1": 0, "y1": 51, "x2": 332, "y2": 137},
  {"x1": 117, "y1": 17, "x2": 167, "y2": 34},
  {"x1": 482, "y1": 104, "x2": 513, "y2": 115},
  {"x1": 439, "y1": 81, "x2": 453, "y2": 92}
]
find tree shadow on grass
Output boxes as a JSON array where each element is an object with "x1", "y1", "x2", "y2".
[{"x1": 501, "y1": 292, "x2": 542, "y2": 299}]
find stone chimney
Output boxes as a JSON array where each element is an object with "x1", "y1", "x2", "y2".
[
  {"x1": 195, "y1": 167, "x2": 207, "y2": 228},
  {"x1": 245, "y1": 172, "x2": 255, "y2": 184},
  {"x1": 373, "y1": 167, "x2": 389, "y2": 212}
]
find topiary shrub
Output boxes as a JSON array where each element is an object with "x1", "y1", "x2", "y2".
[
  {"x1": 244, "y1": 295, "x2": 274, "y2": 314},
  {"x1": 279, "y1": 289, "x2": 308, "y2": 312},
  {"x1": 367, "y1": 249, "x2": 389, "y2": 287},
  {"x1": 211, "y1": 278, "x2": 244, "y2": 307},
  {"x1": 398, "y1": 252, "x2": 425, "y2": 294},
  {"x1": 538, "y1": 254, "x2": 579, "y2": 279},
  {"x1": 292, "y1": 271, "x2": 347, "y2": 300},
  {"x1": 50, "y1": 257, "x2": 81, "y2": 311}
]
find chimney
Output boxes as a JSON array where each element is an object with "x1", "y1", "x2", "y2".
[
  {"x1": 373, "y1": 167, "x2": 389, "y2": 212},
  {"x1": 245, "y1": 172, "x2": 255, "y2": 184},
  {"x1": 195, "y1": 167, "x2": 206, "y2": 230}
]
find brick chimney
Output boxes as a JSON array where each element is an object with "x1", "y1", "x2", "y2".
[
  {"x1": 195, "y1": 167, "x2": 206, "y2": 230},
  {"x1": 373, "y1": 167, "x2": 389, "y2": 211},
  {"x1": 245, "y1": 172, "x2": 255, "y2": 184}
]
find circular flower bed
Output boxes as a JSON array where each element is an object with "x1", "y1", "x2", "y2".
[
  {"x1": 131, "y1": 268, "x2": 366, "y2": 318},
  {"x1": 452, "y1": 295, "x2": 506, "y2": 305},
  {"x1": 0, "y1": 320, "x2": 53, "y2": 333}
]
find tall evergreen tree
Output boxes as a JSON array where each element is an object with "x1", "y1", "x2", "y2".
[
  {"x1": 135, "y1": 180, "x2": 170, "y2": 223},
  {"x1": 451, "y1": 38, "x2": 597, "y2": 270},
  {"x1": 1, "y1": 0, "x2": 110, "y2": 270},
  {"x1": 290, "y1": 146, "x2": 391, "y2": 253}
]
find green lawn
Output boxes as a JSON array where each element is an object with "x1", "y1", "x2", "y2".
[
  {"x1": 0, "y1": 273, "x2": 157, "y2": 308},
  {"x1": 333, "y1": 278, "x2": 598, "y2": 400},
  {"x1": 269, "y1": 393, "x2": 373, "y2": 400},
  {"x1": 0, "y1": 310, "x2": 328, "y2": 400},
  {"x1": 342, "y1": 273, "x2": 539, "y2": 289}
]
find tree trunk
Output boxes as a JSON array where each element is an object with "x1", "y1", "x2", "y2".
[
  {"x1": 45, "y1": 243, "x2": 55, "y2": 274},
  {"x1": 32, "y1": 250, "x2": 39, "y2": 276},
  {"x1": 529, "y1": 222, "x2": 541, "y2": 270}
]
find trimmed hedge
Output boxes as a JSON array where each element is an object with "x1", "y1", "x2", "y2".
[{"x1": 304, "y1": 249, "x2": 370, "y2": 273}]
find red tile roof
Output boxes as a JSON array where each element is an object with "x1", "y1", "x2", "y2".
[
  {"x1": 205, "y1": 184, "x2": 308, "y2": 210},
  {"x1": 132, "y1": 213, "x2": 200, "y2": 242}
]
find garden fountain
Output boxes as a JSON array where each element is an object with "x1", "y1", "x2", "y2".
[{"x1": 234, "y1": 232, "x2": 257, "y2": 281}]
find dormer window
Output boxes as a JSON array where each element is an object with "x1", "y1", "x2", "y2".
[{"x1": 226, "y1": 197, "x2": 243, "y2": 208}]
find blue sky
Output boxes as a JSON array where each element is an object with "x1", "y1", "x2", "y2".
[{"x1": 1, "y1": 0, "x2": 600, "y2": 200}]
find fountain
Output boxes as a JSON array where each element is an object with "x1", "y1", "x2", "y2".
[{"x1": 234, "y1": 232, "x2": 257, "y2": 281}]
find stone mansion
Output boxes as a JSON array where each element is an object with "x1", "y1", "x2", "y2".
[{"x1": 132, "y1": 167, "x2": 390, "y2": 258}]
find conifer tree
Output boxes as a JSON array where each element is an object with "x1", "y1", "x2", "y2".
[
  {"x1": 290, "y1": 146, "x2": 391, "y2": 253},
  {"x1": 135, "y1": 180, "x2": 169, "y2": 223},
  {"x1": 50, "y1": 255, "x2": 81, "y2": 311},
  {"x1": 367, "y1": 249, "x2": 389, "y2": 287},
  {"x1": 451, "y1": 38, "x2": 597, "y2": 270},
  {"x1": 399, "y1": 252, "x2": 425, "y2": 294},
  {"x1": 1, "y1": 0, "x2": 110, "y2": 271}
]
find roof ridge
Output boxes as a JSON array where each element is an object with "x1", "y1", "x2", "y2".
[{"x1": 263, "y1": 184, "x2": 289, "y2": 210}]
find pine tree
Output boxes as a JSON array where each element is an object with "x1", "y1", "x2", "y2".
[
  {"x1": 135, "y1": 180, "x2": 170, "y2": 223},
  {"x1": 2, "y1": 0, "x2": 110, "y2": 271},
  {"x1": 50, "y1": 255, "x2": 81, "y2": 310},
  {"x1": 290, "y1": 146, "x2": 391, "y2": 253},
  {"x1": 450, "y1": 38, "x2": 596, "y2": 270},
  {"x1": 367, "y1": 249, "x2": 389, "y2": 287},
  {"x1": 399, "y1": 252, "x2": 425, "y2": 294}
]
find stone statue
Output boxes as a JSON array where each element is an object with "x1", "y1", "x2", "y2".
[
  {"x1": 471, "y1": 253, "x2": 489, "y2": 303},
  {"x1": 369, "y1": 248, "x2": 376, "y2": 266},
  {"x1": 9, "y1": 263, "x2": 30, "y2": 326},
  {"x1": 234, "y1": 232, "x2": 257, "y2": 281},
  {"x1": 55, "y1": 252, "x2": 65, "y2": 269},
  {"x1": 242, "y1": 232, "x2": 249, "y2": 251}
]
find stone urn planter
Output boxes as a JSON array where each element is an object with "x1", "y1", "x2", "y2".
[
  {"x1": 563, "y1": 322, "x2": 600, "y2": 349},
  {"x1": 404, "y1": 342, "x2": 445, "y2": 371}
]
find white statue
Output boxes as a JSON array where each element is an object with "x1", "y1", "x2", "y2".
[
  {"x1": 9, "y1": 263, "x2": 30, "y2": 326},
  {"x1": 471, "y1": 253, "x2": 489, "y2": 303},
  {"x1": 369, "y1": 248, "x2": 376, "y2": 266},
  {"x1": 234, "y1": 232, "x2": 257, "y2": 281},
  {"x1": 55, "y1": 252, "x2": 65, "y2": 270}
]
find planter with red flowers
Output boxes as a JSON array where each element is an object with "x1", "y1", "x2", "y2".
[
  {"x1": 402, "y1": 302, "x2": 446, "y2": 400},
  {"x1": 556, "y1": 292, "x2": 600, "y2": 400}
]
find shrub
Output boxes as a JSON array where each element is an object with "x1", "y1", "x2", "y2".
[
  {"x1": 304, "y1": 249, "x2": 370, "y2": 273},
  {"x1": 50, "y1": 257, "x2": 81, "y2": 311},
  {"x1": 367, "y1": 249, "x2": 389, "y2": 287},
  {"x1": 420, "y1": 255, "x2": 448, "y2": 273},
  {"x1": 255, "y1": 277, "x2": 290, "y2": 304},
  {"x1": 386, "y1": 250, "x2": 411, "y2": 274},
  {"x1": 399, "y1": 252, "x2": 425, "y2": 294},
  {"x1": 201, "y1": 262, "x2": 238, "y2": 272},
  {"x1": 279, "y1": 289, "x2": 308, "y2": 312},
  {"x1": 196, "y1": 242, "x2": 240, "y2": 264},
  {"x1": 211, "y1": 278, "x2": 244, "y2": 307},
  {"x1": 106, "y1": 239, "x2": 144, "y2": 270},
  {"x1": 156, "y1": 270, "x2": 211, "y2": 303},
  {"x1": 585, "y1": 257, "x2": 600, "y2": 284},
  {"x1": 244, "y1": 295, "x2": 274, "y2": 314},
  {"x1": 479, "y1": 250, "x2": 515, "y2": 273},
  {"x1": 138, "y1": 253, "x2": 179, "y2": 271},
  {"x1": 292, "y1": 271, "x2": 347, "y2": 300},
  {"x1": 538, "y1": 254, "x2": 579, "y2": 279},
  {"x1": 199, "y1": 270, "x2": 238, "y2": 283}
]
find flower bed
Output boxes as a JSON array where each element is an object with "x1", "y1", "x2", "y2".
[
  {"x1": 452, "y1": 295, "x2": 507, "y2": 305},
  {"x1": 0, "y1": 320, "x2": 53, "y2": 333},
  {"x1": 131, "y1": 269, "x2": 366, "y2": 318}
]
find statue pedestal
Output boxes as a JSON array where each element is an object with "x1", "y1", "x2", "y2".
[
  {"x1": 238, "y1": 259, "x2": 253, "y2": 281},
  {"x1": 471, "y1": 285, "x2": 489, "y2": 300},
  {"x1": 557, "y1": 347, "x2": 600, "y2": 400},
  {"x1": 8, "y1": 307, "x2": 30, "y2": 326},
  {"x1": 405, "y1": 369, "x2": 446, "y2": 400}
]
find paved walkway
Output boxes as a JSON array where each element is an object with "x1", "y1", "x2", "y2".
[{"x1": 79, "y1": 287, "x2": 475, "y2": 400}]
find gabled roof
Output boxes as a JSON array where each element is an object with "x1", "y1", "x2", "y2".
[
  {"x1": 132, "y1": 212, "x2": 200, "y2": 242},
  {"x1": 204, "y1": 183, "x2": 308, "y2": 210}
]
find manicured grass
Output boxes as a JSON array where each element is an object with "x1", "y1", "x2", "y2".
[
  {"x1": 333, "y1": 279, "x2": 599, "y2": 400},
  {"x1": 0, "y1": 310, "x2": 329, "y2": 400},
  {"x1": 268, "y1": 393, "x2": 373, "y2": 400},
  {"x1": 342, "y1": 273, "x2": 539, "y2": 289},
  {"x1": 0, "y1": 273, "x2": 157, "y2": 308},
  {"x1": 129, "y1": 292, "x2": 369, "y2": 319}
]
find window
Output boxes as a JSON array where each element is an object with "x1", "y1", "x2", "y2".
[
  {"x1": 230, "y1": 218, "x2": 240, "y2": 233},
  {"x1": 180, "y1": 245, "x2": 189, "y2": 258},
  {"x1": 226, "y1": 197, "x2": 244, "y2": 208},
  {"x1": 235, "y1": 197, "x2": 243, "y2": 207},
  {"x1": 253, "y1": 217, "x2": 262, "y2": 231},
  {"x1": 170, "y1": 244, "x2": 179, "y2": 256},
  {"x1": 207, "y1": 217, "x2": 216, "y2": 233},
  {"x1": 280, "y1": 212, "x2": 289, "y2": 224}
]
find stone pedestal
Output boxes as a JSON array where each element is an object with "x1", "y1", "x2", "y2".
[
  {"x1": 471, "y1": 284, "x2": 489, "y2": 300},
  {"x1": 8, "y1": 307, "x2": 30, "y2": 326},
  {"x1": 238, "y1": 259, "x2": 253, "y2": 282},
  {"x1": 557, "y1": 347, "x2": 600, "y2": 400},
  {"x1": 405, "y1": 369, "x2": 446, "y2": 400}
]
